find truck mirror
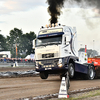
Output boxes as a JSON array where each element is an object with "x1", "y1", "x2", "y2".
[{"x1": 33, "y1": 40, "x2": 35, "y2": 49}]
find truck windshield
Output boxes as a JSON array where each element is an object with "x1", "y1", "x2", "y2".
[{"x1": 35, "y1": 35, "x2": 62, "y2": 47}]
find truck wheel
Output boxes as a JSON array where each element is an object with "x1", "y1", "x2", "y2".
[
  {"x1": 68, "y1": 63, "x2": 75, "y2": 78},
  {"x1": 85, "y1": 65, "x2": 95, "y2": 80},
  {"x1": 66, "y1": 75, "x2": 70, "y2": 90},
  {"x1": 60, "y1": 74, "x2": 70, "y2": 90},
  {"x1": 40, "y1": 72, "x2": 48, "y2": 79}
]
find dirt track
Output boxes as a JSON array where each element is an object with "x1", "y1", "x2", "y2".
[
  {"x1": 0, "y1": 75, "x2": 100, "y2": 100},
  {"x1": 0, "y1": 67, "x2": 35, "y2": 72}
]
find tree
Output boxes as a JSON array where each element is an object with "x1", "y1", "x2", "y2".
[
  {"x1": 23, "y1": 32, "x2": 36, "y2": 55},
  {"x1": 79, "y1": 48, "x2": 98, "y2": 57},
  {"x1": 7, "y1": 28, "x2": 23, "y2": 58},
  {"x1": 0, "y1": 34, "x2": 7, "y2": 51},
  {"x1": 6, "y1": 28, "x2": 36, "y2": 58}
]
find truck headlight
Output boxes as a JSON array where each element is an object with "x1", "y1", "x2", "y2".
[
  {"x1": 58, "y1": 59, "x2": 63, "y2": 67},
  {"x1": 58, "y1": 59, "x2": 62, "y2": 63},
  {"x1": 58, "y1": 63, "x2": 63, "y2": 67},
  {"x1": 36, "y1": 62, "x2": 39, "y2": 69},
  {"x1": 36, "y1": 66, "x2": 39, "y2": 69}
]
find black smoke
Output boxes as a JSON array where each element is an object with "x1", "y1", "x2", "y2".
[
  {"x1": 46, "y1": 0, "x2": 100, "y2": 24},
  {"x1": 47, "y1": 0, "x2": 65, "y2": 24},
  {"x1": 70, "y1": 0, "x2": 100, "y2": 10}
]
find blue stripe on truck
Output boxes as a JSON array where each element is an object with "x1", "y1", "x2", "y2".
[{"x1": 38, "y1": 32, "x2": 64, "y2": 38}]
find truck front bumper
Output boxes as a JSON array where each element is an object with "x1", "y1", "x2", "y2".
[
  {"x1": 36, "y1": 66, "x2": 68, "y2": 74},
  {"x1": 35, "y1": 58, "x2": 68, "y2": 74}
]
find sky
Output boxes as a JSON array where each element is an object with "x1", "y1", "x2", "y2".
[{"x1": 0, "y1": 0, "x2": 100, "y2": 54}]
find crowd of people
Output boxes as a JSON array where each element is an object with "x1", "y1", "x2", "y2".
[{"x1": 0, "y1": 58, "x2": 35, "y2": 63}]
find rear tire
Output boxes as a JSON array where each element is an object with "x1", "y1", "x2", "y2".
[
  {"x1": 85, "y1": 65, "x2": 95, "y2": 80},
  {"x1": 40, "y1": 72, "x2": 48, "y2": 79},
  {"x1": 68, "y1": 63, "x2": 75, "y2": 78}
]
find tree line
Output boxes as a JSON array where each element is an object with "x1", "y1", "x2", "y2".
[
  {"x1": 79, "y1": 48, "x2": 98, "y2": 57},
  {"x1": 0, "y1": 28, "x2": 36, "y2": 58}
]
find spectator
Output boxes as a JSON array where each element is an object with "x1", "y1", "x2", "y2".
[{"x1": 4, "y1": 57, "x2": 6, "y2": 62}]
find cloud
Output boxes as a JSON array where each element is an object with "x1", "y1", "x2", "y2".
[
  {"x1": 58, "y1": 8, "x2": 100, "y2": 52},
  {"x1": 0, "y1": 0, "x2": 47, "y2": 14},
  {"x1": 0, "y1": 5, "x2": 49, "y2": 36},
  {"x1": 0, "y1": 21, "x2": 6, "y2": 23}
]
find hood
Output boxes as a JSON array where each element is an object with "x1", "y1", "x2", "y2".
[{"x1": 35, "y1": 45, "x2": 60, "y2": 60}]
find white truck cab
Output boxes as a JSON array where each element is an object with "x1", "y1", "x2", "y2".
[{"x1": 33, "y1": 23, "x2": 95, "y2": 80}]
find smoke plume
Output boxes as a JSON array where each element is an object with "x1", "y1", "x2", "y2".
[
  {"x1": 69, "y1": 0, "x2": 100, "y2": 10},
  {"x1": 47, "y1": 0, "x2": 65, "y2": 24},
  {"x1": 46, "y1": 0, "x2": 100, "y2": 24}
]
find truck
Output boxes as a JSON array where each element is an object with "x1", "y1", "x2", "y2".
[
  {"x1": 33, "y1": 23, "x2": 95, "y2": 80},
  {"x1": 88, "y1": 56, "x2": 100, "y2": 77}
]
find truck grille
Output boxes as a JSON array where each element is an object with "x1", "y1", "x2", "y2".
[
  {"x1": 41, "y1": 59, "x2": 58, "y2": 64},
  {"x1": 37, "y1": 52, "x2": 59, "y2": 59},
  {"x1": 42, "y1": 53, "x2": 54, "y2": 58},
  {"x1": 37, "y1": 59, "x2": 59, "y2": 68}
]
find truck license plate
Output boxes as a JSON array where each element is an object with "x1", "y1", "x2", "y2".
[{"x1": 45, "y1": 68, "x2": 52, "y2": 70}]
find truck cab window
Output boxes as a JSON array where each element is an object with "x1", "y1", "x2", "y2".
[{"x1": 35, "y1": 35, "x2": 62, "y2": 47}]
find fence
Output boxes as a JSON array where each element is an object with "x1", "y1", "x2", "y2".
[{"x1": 0, "y1": 58, "x2": 36, "y2": 67}]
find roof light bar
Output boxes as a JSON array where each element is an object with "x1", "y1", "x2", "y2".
[{"x1": 40, "y1": 23, "x2": 61, "y2": 29}]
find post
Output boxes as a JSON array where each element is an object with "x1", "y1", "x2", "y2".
[
  {"x1": 93, "y1": 40, "x2": 95, "y2": 50},
  {"x1": 16, "y1": 44, "x2": 18, "y2": 59},
  {"x1": 93, "y1": 40, "x2": 95, "y2": 57}
]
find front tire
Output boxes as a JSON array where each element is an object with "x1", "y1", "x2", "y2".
[
  {"x1": 68, "y1": 63, "x2": 75, "y2": 78},
  {"x1": 60, "y1": 73, "x2": 70, "y2": 90},
  {"x1": 85, "y1": 65, "x2": 95, "y2": 80},
  {"x1": 40, "y1": 72, "x2": 48, "y2": 79}
]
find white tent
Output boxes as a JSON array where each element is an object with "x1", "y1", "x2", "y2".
[
  {"x1": 25, "y1": 54, "x2": 35, "y2": 60},
  {"x1": 25, "y1": 55, "x2": 31, "y2": 59},
  {"x1": 0, "y1": 51, "x2": 11, "y2": 58},
  {"x1": 30, "y1": 54, "x2": 35, "y2": 60}
]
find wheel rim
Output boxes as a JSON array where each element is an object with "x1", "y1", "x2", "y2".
[
  {"x1": 70, "y1": 66, "x2": 74, "y2": 76},
  {"x1": 89, "y1": 68, "x2": 94, "y2": 78}
]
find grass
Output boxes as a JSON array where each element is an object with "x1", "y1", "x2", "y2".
[
  {"x1": 50, "y1": 89, "x2": 100, "y2": 100},
  {"x1": 60, "y1": 89, "x2": 100, "y2": 100}
]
